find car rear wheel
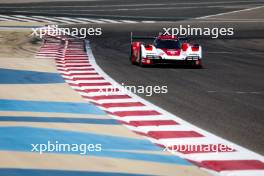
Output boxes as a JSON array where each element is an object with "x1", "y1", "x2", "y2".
[
  {"x1": 194, "y1": 60, "x2": 202, "y2": 68},
  {"x1": 130, "y1": 47, "x2": 136, "y2": 65},
  {"x1": 138, "y1": 48, "x2": 145, "y2": 67}
]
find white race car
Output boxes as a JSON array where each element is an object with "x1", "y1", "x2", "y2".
[{"x1": 130, "y1": 33, "x2": 202, "y2": 67}]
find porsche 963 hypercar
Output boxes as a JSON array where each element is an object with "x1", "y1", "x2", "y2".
[{"x1": 130, "y1": 33, "x2": 202, "y2": 67}]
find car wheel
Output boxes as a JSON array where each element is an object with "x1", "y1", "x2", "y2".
[
  {"x1": 194, "y1": 60, "x2": 202, "y2": 69},
  {"x1": 130, "y1": 47, "x2": 136, "y2": 65},
  {"x1": 138, "y1": 47, "x2": 145, "y2": 67}
]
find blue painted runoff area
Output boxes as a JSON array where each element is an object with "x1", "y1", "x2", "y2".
[
  {"x1": 0, "y1": 68, "x2": 64, "y2": 84},
  {"x1": 0, "y1": 126, "x2": 192, "y2": 165},
  {"x1": 0, "y1": 169, "x2": 152, "y2": 176},
  {"x1": 0, "y1": 99, "x2": 105, "y2": 115},
  {"x1": 0, "y1": 116, "x2": 118, "y2": 125}
]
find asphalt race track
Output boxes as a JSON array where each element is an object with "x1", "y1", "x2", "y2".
[
  {"x1": 0, "y1": 0, "x2": 264, "y2": 20},
  {"x1": 0, "y1": 0, "x2": 264, "y2": 175},
  {"x1": 88, "y1": 20, "x2": 264, "y2": 155}
]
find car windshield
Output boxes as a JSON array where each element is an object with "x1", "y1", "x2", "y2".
[{"x1": 154, "y1": 39, "x2": 180, "y2": 49}]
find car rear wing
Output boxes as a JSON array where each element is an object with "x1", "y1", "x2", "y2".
[
  {"x1": 130, "y1": 32, "x2": 155, "y2": 43},
  {"x1": 130, "y1": 32, "x2": 188, "y2": 43},
  {"x1": 178, "y1": 36, "x2": 188, "y2": 41}
]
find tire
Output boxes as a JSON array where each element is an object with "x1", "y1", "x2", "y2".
[
  {"x1": 194, "y1": 60, "x2": 202, "y2": 69},
  {"x1": 130, "y1": 46, "x2": 136, "y2": 65},
  {"x1": 138, "y1": 47, "x2": 144, "y2": 67},
  {"x1": 195, "y1": 64, "x2": 202, "y2": 69}
]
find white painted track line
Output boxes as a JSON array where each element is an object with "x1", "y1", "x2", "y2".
[{"x1": 196, "y1": 5, "x2": 264, "y2": 19}]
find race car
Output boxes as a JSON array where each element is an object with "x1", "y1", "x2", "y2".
[{"x1": 130, "y1": 33, "x2": 202, "y2": 67}]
